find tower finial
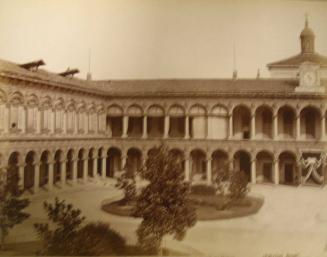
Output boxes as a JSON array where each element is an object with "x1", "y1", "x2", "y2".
[
  {"x1": 232, "y1": 41, "x2": 237, "y2": 79},
  {"x1": 305, "y1": 13, "x2": 308, "y2": 28},
  {"x1": 87, "y1": 48, "x2": 92, "y2": 81}
]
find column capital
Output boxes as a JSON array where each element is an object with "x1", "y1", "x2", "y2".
[{"x1": 32, "y1": 161, "x2": 41, "y2": 166}]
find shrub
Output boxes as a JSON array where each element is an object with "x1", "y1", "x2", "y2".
[
  {"x1": 34, "y1": 198, "x2": 126, "y2": 256},
  {"x1": 115, "y1": 172, "x2": 136, "y2": 203},
  {"x1": 214, "y1": 168, "x2": 230, "y2": 196},
  {"x1": 0, "y1": 167, "x2": 30, "y2": 250},
  {"x1": 190, "y1": 184, "x2": 216, "y2": 196},
  {"x1": 229, "y1": 170, "x2": 249, "y2": 200},
  {"x1": 76, "y1": 222, "x2": 126, "y2": 255},
  {"x1": 115, "y1": 160, "x2": 137, "y2": 204}
]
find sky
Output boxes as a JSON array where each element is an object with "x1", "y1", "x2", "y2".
[{"x1": 0, "y1": 0, "x2": 326, "y2": 79}]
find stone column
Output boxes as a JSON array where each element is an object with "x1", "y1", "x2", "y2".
[
  {"x1": 83, "y1": 158, "x2": 88, "y2": 182},
  {"x1": 121, "y1": 155, "x2": 127, "y2": 170},
  {"x1": 142, "y1": 116, "x2": 147, "y2": 138},
  {"x1": 164, "y1": 115, "x2": 170, "y2": 138},
  {"x1": 228, "y1": 114, "x2": 233, "y2": 139},
  {"x1": 63, "y1": 112, "x2": 67, "y2": 134},
  {"x1": 72, "y1": 158, "x2": 77, "y2": 185},
  {"x1": 227, "y1": 158, "x2": 233, "y2": 172},
  {"x1": 48, "y1": 161, "x2": 54, "y2": 190},
  {"x1": 101, "y1": 155, "x2": 107, "y2": 178},
  {"x1": 321, "y1": 114, "x2": 325, "y2": 140},
  {"x1": 93, "y1": 156, "x2": 98, "y2": 178},
  {"x1": 251, "y1": 158, "x2": 256, "y2": 184},
  {"x1": 273, "y1": 157, "x2": 279, "y2": 185},
  {"x1": 184, "y1": 115, "x2": 190, "y2": 139},
  {"x1": 251, "y1": 111, "x2": 256, "y2": 139},
  {"x1": 34, "y1": 162, "x2": 40, "y2": 193},
  {"x1": 60, "y1": 160, "x2": 66, "y2": 184},
  {"x1": 18, "y1": 164, "x2": 25, "y2": 189},
  {"x1": 184, "y1": 157, "x2": 190, "y2": 182},
  {"x1": 205, "y1": 115, "x2": 209, "y2": 139},
  {"x1": 122, "y1": 116, "x2": 128, "y2": 138},
  {"x1": 273, "y1": 110, "x2": 278, "y2": 139},
  {"x1": 206, "y1": 158, "x2": 212, "y2": 185},
  {"x1": 296, "y1": 111, "x2": 301, "y2": 140}
]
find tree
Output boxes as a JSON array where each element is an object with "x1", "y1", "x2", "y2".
[
  {"x1": 34, "y1": 198, "x2": 126, "y2": 256},
  {"x1": 0, "y1": 167, "x2": 30, "y2": 250},
  {"x1": 115, "y1": 166, "x2": 136, "y2": 204},
  {"x1": 133, "y1": 145, "x2": 197, "y2": 254}
]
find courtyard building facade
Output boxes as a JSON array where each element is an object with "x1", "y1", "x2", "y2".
[{"x1": 0, "y1": 19, "x2": 327, "y2": 193}]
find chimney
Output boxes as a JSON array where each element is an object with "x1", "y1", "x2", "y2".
[
  {"x1": 232, "y1": 70, "x2": 237, "y2": 80},
  {"x1": 256, "y1": 69, "x2": 261, "y2": 79},
  {"x1": 87, "y1": 72, "x2": 92, "y2": 81}
]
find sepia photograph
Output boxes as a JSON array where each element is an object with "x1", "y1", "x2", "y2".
[{"x1": 0, "y1": 0, "x2": 327, "y2": 256}]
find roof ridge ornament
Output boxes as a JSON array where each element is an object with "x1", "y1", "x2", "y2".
[
  {"x1": 58, "y1": 67, "x2": 80, "y2": 78},
  {"x1": 19, "y1": 59, "x2": 45, "y2": 71}
]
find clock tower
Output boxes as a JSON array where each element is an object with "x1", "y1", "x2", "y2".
[{"x1": 296, "y1": 62, "x2": 323, "y2": 92}]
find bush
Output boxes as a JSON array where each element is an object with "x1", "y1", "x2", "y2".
[
  {"x1": 76, "y1": 222, "x2": 126, "y2": 255},
  {"x1": 115, "y1": 167, "x2": 136, "y2": 204},
  {"x1": 0, "y1": 167, "x2": 30, "y2": 250},
  {"x1": 214, "y1": 168, "x2": 230, "y2": 196},
  {"x1": 190, "y1": 184, "x2": 216, "y2": 196},
  {"x1": 34, "y1": 198, "x2": 126, "y2": 256},
  {"x1": 229, "y1": 170, "x2": 249, "y2": 200}
]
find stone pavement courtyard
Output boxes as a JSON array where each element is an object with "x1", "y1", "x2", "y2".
[{"x1": 4, "y1": 180, "x2": 327, "y2": 257}]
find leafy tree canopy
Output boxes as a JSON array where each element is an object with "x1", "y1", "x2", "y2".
[{"x1": 133, "y1": 145, "x2": 197, "y2": 254}]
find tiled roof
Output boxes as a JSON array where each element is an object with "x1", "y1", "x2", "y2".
[
  {"x1": 0, "y1": 58, "x2": 107, "y2": 95},
  {"x1": 94, "y1": 79, "x2": 300, "y2": 96},
  {"x1": 267, "y1": 52, "x2": 327, "y2": 68},
  {"x1": 0, "y1": 58, "x2": 326, "y2": 97}
]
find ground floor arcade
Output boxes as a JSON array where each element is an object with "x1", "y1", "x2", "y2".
[{"x1": 3, "y1": 142, "x2": 326, "y2": 194}]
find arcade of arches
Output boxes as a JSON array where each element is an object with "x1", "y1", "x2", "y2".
[
  {"x1": 1, "y1": 93, "x2": 327, "y2": 193},
  {"x1": 3, "y1": 145, "x2": 321, "y2": 194}
]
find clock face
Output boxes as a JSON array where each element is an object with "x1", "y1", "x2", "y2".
[{"x1": 303, "y1": 71, "x2": 316, "y2": 86}]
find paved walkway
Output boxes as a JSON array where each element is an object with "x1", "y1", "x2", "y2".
[{"x1": 5, "y1": 180, "x2": 327, "y2": 257}]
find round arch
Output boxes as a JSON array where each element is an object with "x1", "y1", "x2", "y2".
[
  {"x1": 190, "y1": 149, "x2": 207, "y2": 182},
  {"x1": 300, "y1": 105, "x2": 321, "y2": 140},
  {"x1": 24, "y1": 151, "x2": 36, "y2": 190},
  {"x1": 256, "y1": 150, "x2": 274, "y2": 183},
  {"x1": 77, "y1": 148, "x2": 86, "y2": 179},
  {"x1": 255, "y1": 105, "x2": 273, "y2": 139},
  {"x1": 278, "y1": 105, "x2": 296, "y2": 139},
  {"x1": 66, "y1": 149, "x2": 75, "y2": 181},
  {"x1": 232, "y1": 105, "x2": 251, "y2": 139},
  {"x1": 126, "y1": 148, "x2": 142, "y2": 177},
  {"x1": 211, "y1": 150, "x2": 229, "y2": 178},
  {"x1": 107, "y1": 147, "x2": 122, "y2": 177},
  {"x1": 278, "y1": 151, "x2": 298, "y2": 185},
  {"x1": 233, "y1": 150, "x2": 251, "y2": 181},
  {"x1": 40, "y1": 151, "x2": 50, "y2": 187}
]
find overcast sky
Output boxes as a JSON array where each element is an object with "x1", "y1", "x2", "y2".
[{"x1": 0, "y1": 0, "x2": 326, "y2": 79}]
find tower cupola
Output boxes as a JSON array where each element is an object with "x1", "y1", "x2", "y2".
[{"x1": 300, "y1": 16, "x2": 315, "y2": 54}]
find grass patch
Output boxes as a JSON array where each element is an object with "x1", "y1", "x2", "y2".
[{"x1": 102, "y1": 194, "x2": 264, "y2": 221}]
